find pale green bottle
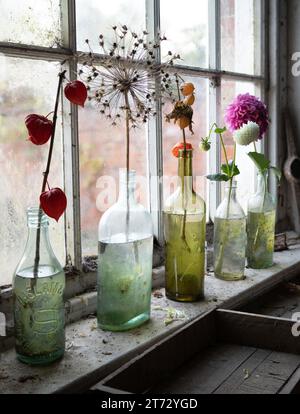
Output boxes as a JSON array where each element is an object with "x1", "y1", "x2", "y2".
[
  {"x1": 247, "y1": 171, "x2": 276, "y2": 269},
  {"x1": 13, "y1": 207, "x2": 65, "y2": 365}
]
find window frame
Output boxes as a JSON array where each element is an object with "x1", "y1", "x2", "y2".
[{"x1": 0, "y1": 0, "x2": 270, "y2": 287}]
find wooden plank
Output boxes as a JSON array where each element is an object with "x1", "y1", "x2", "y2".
[
  {"x1": 235, "y1": 352, "x2": 300, "y2": 394},
  {"x1": 241, "y1": 281, "x2": 300, "y2": 320},
  {"x1": 216, "y1": 309, "x2": 300, "y2": 355},
  {"x1": 90, "y1": 384, "x2": 132, "y2": 395},
  {"x1": 214, "y1": 349, "x2": 271, "y2": 394},
  {"x1": 151, "y1": 344, "x2": 257, "y2": 394},
  {"x1": 100, "y1": 310, "x2": 217, "y2": 393},
  {"x1": 280, "y1": 366, "x2": 300, "y2": 394}
]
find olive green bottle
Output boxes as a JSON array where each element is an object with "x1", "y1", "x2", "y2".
[{"x1": 164, "y1": 149, "x2": 206, "y2": 302}]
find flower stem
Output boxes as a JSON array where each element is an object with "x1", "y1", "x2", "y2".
[
  {"x1": 175, "y1": 75, "x2": 189, "y2": 251},
  {"x1": 32, "y1": 70, "x2": 66, "y2": 286},
  {"x1": 215, "y1": 137, "x2": 235, "y2": 276},
  {"x1": 125, "y1": 91, "x2": 130, "y2": 243}
]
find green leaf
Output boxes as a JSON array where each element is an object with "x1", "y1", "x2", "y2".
[
  {"x1": 248, "y1": 152, "x2": 271, "y2": 172},
  {"x1": 221, "y1": 163, "x2": 230, "y2": 175},
  {"x1": 215, "y1": 127, "x2": 227, "y2": 134},
  {"x1": 207, "y1": 174, "x2": 230, "y2": 182},
  {"x1": 221, "y1": 163, "x2": 240, "y2": 178},
  {"x1": 270, "y1": 166, "x2": 282, "y2": 182},
  {"x1": 231, "y1": 165, "x2": 240, "y2": 177}
]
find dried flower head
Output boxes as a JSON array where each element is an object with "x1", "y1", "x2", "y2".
[{"x1": 79, "y1": 25, "x2": 180, "y2": 128}]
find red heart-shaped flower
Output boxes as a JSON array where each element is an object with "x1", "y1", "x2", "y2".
[
  {"x1": 40, "y1": 188, "x2": 67, "y2": 222},
  {"x1": 172, "y1": 142, "x2": 193, "y2": 158},
  {"x1": 25, "y1": 114, "x2": 53, "y2": 146},
  {"x1": 64, "y1": 81, "x2": 88, "y2": 107}
]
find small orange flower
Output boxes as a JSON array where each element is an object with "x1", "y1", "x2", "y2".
[
  {"x1": 184, "y1": 94, "x2": 195, "y2": 106},
  {"x1": 180, "y1": 83, "x2": 195, "y2": 97}
]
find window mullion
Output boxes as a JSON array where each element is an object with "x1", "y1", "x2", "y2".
[
  {"x1": 208, "y1": 0, "x2": 221, "y2": 221},
  {"x1": 146, "y1": 0, "x2": 164, "y2": 244},
  {"x1": 61, "y1": 0, "x2": 82, "y2": 269}
]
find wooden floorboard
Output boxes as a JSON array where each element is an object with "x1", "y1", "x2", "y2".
[
  {"x1": 214, "y1": 349, "x2": 271, "y2": 394},
  {"x1": 151, "y1": 344, "x2": 257, "y2": 394}
]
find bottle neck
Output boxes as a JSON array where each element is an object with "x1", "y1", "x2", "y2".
[
  {"x1": 117, "y1": 169, "x2": 137, "y2": 205},
  {"x1": 25, "y1": 208, "x2": 51, "y2": 251},
  {"x1": 178, "y1": 154, "x2": 194, "y2": 193},
  {"x1": 256, "y1": 171, "x2": 268, "y2": 195},
  {"x1": 224, "y1": 181, "x2": 237, "y2": 201}
]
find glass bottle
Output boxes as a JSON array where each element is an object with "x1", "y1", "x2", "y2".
[
  {"x1": 13, "y1": 207, "x2": 65, "y2": 365},
  {"x1": 98, "y1": 169, "x2": 153, "y2": 332},
  {"x1": 247, "y1": 171, "x2": 276, "y2": 269},
  {"x1": 214, "y1": 180, "x2": 246, "y2": 281},
  {"x1": 164, "y1": 148, "x2": 206, "y2": 302}
]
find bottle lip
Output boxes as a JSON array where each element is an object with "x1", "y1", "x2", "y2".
[
  {"x1": 119, "y1": 168, "x2": 136, "y2": 183},
  {"x1": 225, "y1": 179, "x2": 238, "y2": 189},
  {"x1": 27, "y1": 207, "x2": 49, "y2": 228},
  {"x1": 178, "y1": 149, "x2": 193, "y2": 159}
]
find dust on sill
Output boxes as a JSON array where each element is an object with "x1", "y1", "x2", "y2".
[{"x1": 1, "y1": 246, "x2": 300, "y2": 394}]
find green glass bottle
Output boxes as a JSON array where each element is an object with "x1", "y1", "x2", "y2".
[
  {"x1": 97, "y1": 169, "x2": 153, "y2": 332},
  {"x1": 214, "y1": 180, "x2": 247, "y2": 281},
  {"x1": 13, "y1": 207, "x2": 65, "y2": 365},
  {"x1": 247, "y1": 171, "x2": 276, "y2": 269},
  {"x1": 164, "y1": 149, "x2": 206, "y2": 302}
]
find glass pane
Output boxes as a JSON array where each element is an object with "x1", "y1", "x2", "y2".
[
  {"x1": 220, "y1": 79, "x2": 262, "y2": 211},
  {"x1": 160, "y1": 0, "x2": 209, "y2": 68},
  {"x1": 0, "y1": 0, "x2": 62, "y2": 47},
  {"x1": 221, "y1": 0, "x2": 262, "y2": 75},
  {"x1": 163, "y1": 76, "x2": 208, "y2": 205},
  {"x1": 76, "y1": 0, "x2": 146, "y2": 52},
  {"x1": 0, "y1": 56, "x2": 65, "y2": 286},
  {"x1": 79, "y1": 102, "x2": 148, "y2": 257}
]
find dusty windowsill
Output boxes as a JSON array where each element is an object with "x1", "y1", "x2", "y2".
[{"x1": 1, "y1": 246, "x2": 300, "y2": 394}]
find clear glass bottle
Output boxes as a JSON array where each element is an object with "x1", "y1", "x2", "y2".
[
  {"x1": 214, "y1": 180, "x2": 246, "y2": 281},
  {"x1": 13, "y1": 207, "x2": 65, "y2": 365},
  {"x1": 247, "y1": 171, "x2": 276, "y2": 269},
  {"x1": 98, "y1": 169, "x2": 153, "y2": 332},
  {"x1": 164, "y1": 149, "x2": 206, "y2": 302}
]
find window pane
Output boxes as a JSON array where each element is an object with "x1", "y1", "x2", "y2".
[
  {"x1": 0, "y1": 56, "x2": 65, "y2": 286},
  {"x1": 163, "y1": 77, "x2": 208, "y2": 204},
  {"x1": 79, "y1": 103, "x2": 148, "y2": 257},
  {"x1": 220, "y1": 79, "x2": 261, "y2": 210},
  {"x1": 76, "y1": 0, "x2": 146, "y2": 52},
  {"x1": 160, "y1": 0, "x2": 209, "y2": 68},
  {"x1": 0, "y1": 0, "x2": 62, "y2": 47},
  {"x1": 221, "y1": 0, "x2": 262, "y2": 75}
]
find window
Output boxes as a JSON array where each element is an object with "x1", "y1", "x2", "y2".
[{"x1": 0, "y1": 0, "x2": 266, "y2": 287}]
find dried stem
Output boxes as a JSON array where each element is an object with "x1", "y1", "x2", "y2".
[
  {"x1": 124, "y1": 90, "x2": 130, "y2": 241},
  {"x1": 32, "y1": 70, "x2": 66, "y2": 286},
  {"x1": 175, "y1": 75, "x2": 189, "y2": 251}
]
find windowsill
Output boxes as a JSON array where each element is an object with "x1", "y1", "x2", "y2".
[{"x1": 1, "y1": 246, "x2": 300, "y2": 394}]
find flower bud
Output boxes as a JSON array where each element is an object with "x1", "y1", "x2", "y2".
[{"x1": 233, "y1": 122, "x2": 260, "y2": 146}]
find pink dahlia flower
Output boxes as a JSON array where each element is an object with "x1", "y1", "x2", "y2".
[{"x1": 225, "y1": 93, "x2": 269, "y2": 139}]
